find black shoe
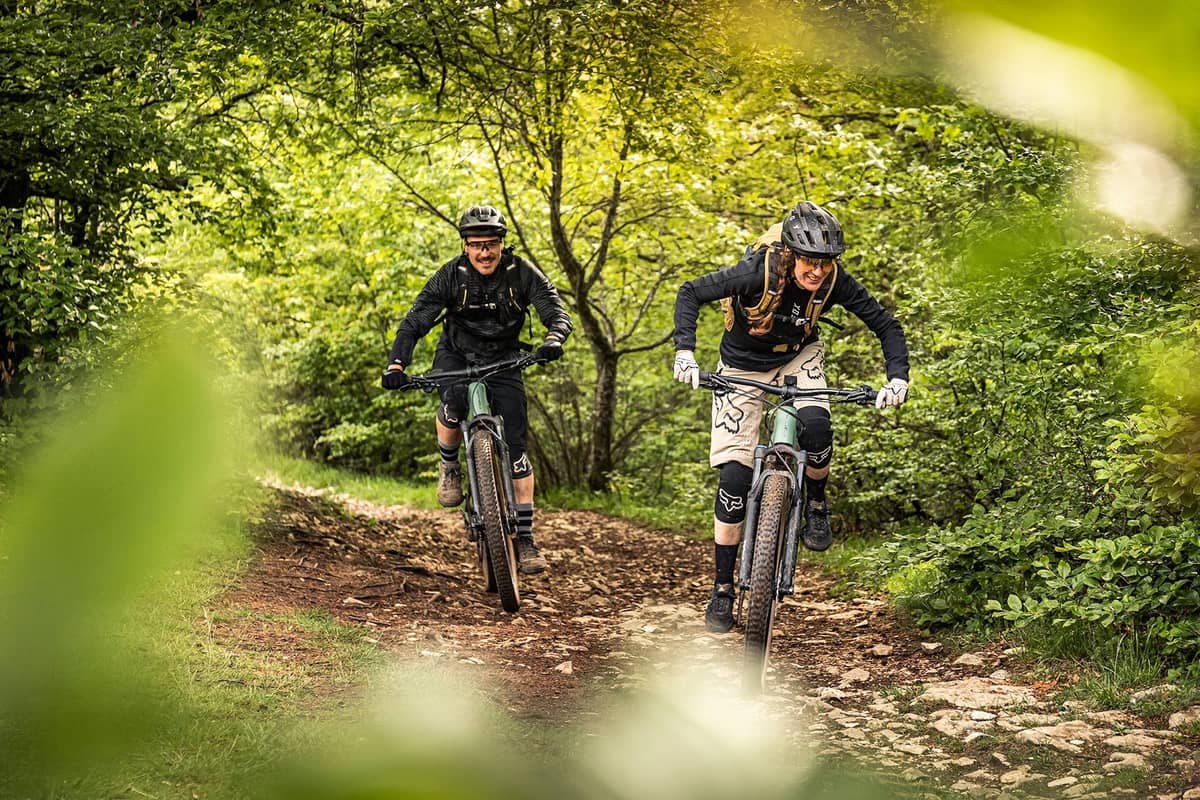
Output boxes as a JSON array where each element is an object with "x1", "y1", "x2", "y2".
[
  {"x1": 705, "y1": 582, "x2": 736, "y2": 633},
  {"x1": 802, "y1": 500, "x2": 832, "y2": 552},
  {"x1": 516, "y1": 536, "x2": 547, "y2": 575}
]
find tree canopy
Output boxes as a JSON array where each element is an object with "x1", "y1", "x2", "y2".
[{"x1": 3, "y1": 0, "x2": 1199, "y2": 665}]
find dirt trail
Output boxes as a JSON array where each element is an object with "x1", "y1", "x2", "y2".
[{"x1": 222, "y1": 484, "x2": 1200, "y2": 799}]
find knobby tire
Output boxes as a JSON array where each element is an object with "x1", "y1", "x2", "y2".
[
  {"x1": 743, "y1": 472, "x2": 789, "y2": 692},
  {"x1": 472, "y1": 433, "x2": 520, "y2": 613}
]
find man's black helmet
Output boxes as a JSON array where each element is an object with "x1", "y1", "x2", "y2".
[
  {"x1": 458, "y1": 205, "x2": 507, "y2": 238},
  {"x1": 781, "y1": 201, "x2": 845, "y2": 257}
]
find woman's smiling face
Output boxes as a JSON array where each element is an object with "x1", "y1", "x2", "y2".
[{"x1": 792, "y1": 252, "x2": 835, "y2": 291}]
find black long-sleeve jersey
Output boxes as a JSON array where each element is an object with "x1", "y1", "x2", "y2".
[
  {"x1": 673, "y1": 249, "x2": 909, "y2": 380},
  {"x1": 388, "y1": 251, "x2": 573, "y2": 366}
]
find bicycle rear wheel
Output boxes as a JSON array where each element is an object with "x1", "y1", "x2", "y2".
[
  {"x1": 471, "y1": 432, "x2": 520, "y2": 613},
  {"x1": 743, "y1": 472, "x2": 789, "y2": 692}
]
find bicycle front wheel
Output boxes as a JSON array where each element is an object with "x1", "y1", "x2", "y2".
[
  {"x1": 743, "y1": 472, "x2": 789, "y2": 692},
  {"x1": 471, "y1": 432, "x2": 520, "y2": 613}
]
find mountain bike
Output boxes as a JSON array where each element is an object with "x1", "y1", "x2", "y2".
[
  {"x1": 698, "y1": 370, "x2": 876, "y2": 692},
  {"x1": 402, "y1": 353, "x2": 547, "y2": 613}
]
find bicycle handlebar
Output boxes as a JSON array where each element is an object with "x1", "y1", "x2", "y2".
[
  {"x1": 697, "y1": 371, "x2": 876, "y2": 406},
  {"x1": 401, "y1": 353, "x2": 546, "y2": 393}
]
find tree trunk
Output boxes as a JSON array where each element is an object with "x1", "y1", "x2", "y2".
[
  {"x1": 0, "y1": 160, "x2": 29, "y2": 399},
  {"x1": 587, "y1": 351, "x2": 618, "y2": 490}
]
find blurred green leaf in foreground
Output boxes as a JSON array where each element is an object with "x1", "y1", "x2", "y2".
[{"x1": 0, "y1": 323, "x2": 235, "y2": 793}]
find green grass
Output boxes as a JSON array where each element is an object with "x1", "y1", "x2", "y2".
[
  {"x1": 64, "y1": 499, "x2": 390, "y2": 800},
  {"x1": 998, "y1": 623, "x2": 1200, "y2": 716},
  {"x1": 259, "y1": 452, "x2": 440, "y2": 509}
]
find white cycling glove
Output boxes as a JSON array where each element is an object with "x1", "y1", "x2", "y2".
[
  {"x1": 875, "y1": 377, "x2": 909, "y2": 409},
  {"x1": 672, "y1": 350, "x2": 701, "y2": 390}
]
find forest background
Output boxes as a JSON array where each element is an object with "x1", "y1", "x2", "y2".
[{"x1": 1, "y1": 0, "x2": 1199, "y2": 793}]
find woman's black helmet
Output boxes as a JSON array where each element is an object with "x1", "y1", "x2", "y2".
[
  {"x1": 781, "y1": 201, "x2": 845, "y2": 257},
  {"x1": 458, "y1": 205, "x2": 507, "y2": 238}
]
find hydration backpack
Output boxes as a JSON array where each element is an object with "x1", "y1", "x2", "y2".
[{"x1": 721, "y1": 222, "x2": 838, "y2": 338}]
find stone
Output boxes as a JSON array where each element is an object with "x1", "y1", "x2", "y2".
[
  {"x1": 1131, "y1": 684, "x2": 1177, "y2": 703},
  {"x1": 1047, "y1": 776, "x2": 1078, "y2": 787},
  {"x1": 920, "y1": 641, "x2": 943, "y2": 652},
  {"x1": 954, "y1": 652, "x2": 986, "y2": 667},
  {"x1": 933, "y1": 715, "x2": 991, "y2": 738},
  {"x1": 971, "y1": 710, "x2": 998, "y2": 721},
  {"x1": 1086, "y1": 709, "x2": 1134, "y2": 726},
  {"x1": 870, "y1": 644, "x2": 894, "y2": 656},
  {"x1": 1169, "y1": 706, "x2": 1200, "y2": 729},
  {"x1": 1000, "y1": 765, "x2": 1045, "y2": 786},
  {"x1": 1015, "y1": 720, "x2": 1108, "y2": 754},
  {"x1": 840, "y1": 667, "x2": 871, "y2": 684},
  {"x1": 916, "y1": 676, "x2": 1038, "y2": 709},
  {"x1": 1103, "y1": 732, "x2": 1163, "y2": 751},
  {"x1": 895, "y1": 742, "x2": 928, "y2": 755},
  {"x1": 1103, "y1": 752, "x2": 1149, "y2": 772}
]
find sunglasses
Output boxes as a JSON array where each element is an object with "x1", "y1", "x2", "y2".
[{"x1": 464, "y1": 239, "x2": 503, "y2": 253}]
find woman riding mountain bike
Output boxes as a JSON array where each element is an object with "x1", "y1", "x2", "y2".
[
  {"x1": 697, "y1": 370, "x2": 876, "y2": 691},
  {"x1": 670, "y1": 200, "x2": 910, "y2": 634}
]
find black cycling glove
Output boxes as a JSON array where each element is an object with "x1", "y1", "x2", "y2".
[
  {"x1": 534, "y1": 340, "x2": 563, "y2": 363},
  {"x1": 381, "y1": 370, "x2": 410, "y2": 390}
]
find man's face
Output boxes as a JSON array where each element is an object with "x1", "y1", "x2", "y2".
[
  {"x1": 791, "y1": 252, "x2": 835, "y2": 291},
  {"x1": 463, "y1": 236, "x2": 504, "y2": 275}
]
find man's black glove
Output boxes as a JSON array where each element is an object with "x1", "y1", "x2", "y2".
[
  {"x1": 534, "y1": 340, "x2": 563, "y2": 363},
  {"x1": 381, "y1": 369, "x2": 409, "y2": 390}
]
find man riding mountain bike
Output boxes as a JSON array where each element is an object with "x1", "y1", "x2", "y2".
[
  {"x1": 381, "y1": 204, "x2": 573, "y2": 575},
  {"x1": 671, "y1": 201, "x2": 910, "y2": 632}
]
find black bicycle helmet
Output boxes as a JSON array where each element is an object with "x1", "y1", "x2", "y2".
[
  {"x1": 780, "y1": 201, "x2": 845, "y2": 257},
  {"x1": 458, "y1": 205, "x2": 508, "y2": 238}
]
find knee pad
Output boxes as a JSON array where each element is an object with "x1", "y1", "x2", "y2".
[
  {"x1": 437, "y1": 399, "x2": 465, "y2": 428},
  {"x1": 714, "y1": 461, "x2": 753, "y2": 524},
  {"x1": 796, "y1": 406, "x2": 833, "y2": 469},
  {"x1": 511, "y1": 452, "x2": 532, "y2": 479}
]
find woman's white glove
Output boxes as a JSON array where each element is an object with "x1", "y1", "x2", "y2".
[
  {"x1": 672, "y1": 350, "x2": 701, "y2": 390},
  {"x1": 875, "y1": 377, "x2": 909, "y2": 409}
]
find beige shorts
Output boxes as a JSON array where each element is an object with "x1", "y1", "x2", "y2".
[{"x1": 709, "y1": 341, "x2": 828, "y2": 468}]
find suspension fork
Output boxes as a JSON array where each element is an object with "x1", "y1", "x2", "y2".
[
  {"x1": 461, "y1": 380, "x2": 518, "y2": 533},
  {"x1": 737, "y1": 403, "x2": 809, "y2": 597}
]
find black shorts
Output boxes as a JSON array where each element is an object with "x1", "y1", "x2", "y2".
[{"x1": 433, "y1": 346, "x2": 530, "y2": 473}]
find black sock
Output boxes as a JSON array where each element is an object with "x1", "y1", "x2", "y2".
[
  {"x1": 805, "y1": 474, "x2": 828, "y2": 504},
  {"x1": 439, "y1": 442, "x2": 459, "y2": 464},
  {"x1": 516, "y1": 503, "x2": 534, "y2": 540},
  {"x1": 714, "y1": 543, "x2": 738, "y2": 585}
]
